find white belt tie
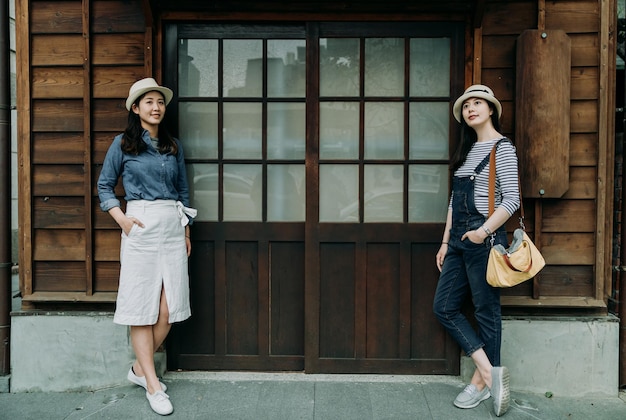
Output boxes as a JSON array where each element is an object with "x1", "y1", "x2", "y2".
[{"x1": 176, "y1": 201, "x2": 198, "y2": 226}]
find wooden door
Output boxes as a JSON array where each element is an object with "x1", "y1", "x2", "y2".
[{"x1": 165, "y1": 21, "x2": 463, "y2": 375}]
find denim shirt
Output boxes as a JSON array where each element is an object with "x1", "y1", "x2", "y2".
[{"x1": 97, "y1": 131, "x2": 193, "y2": 223}]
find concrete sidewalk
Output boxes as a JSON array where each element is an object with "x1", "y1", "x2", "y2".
[{"x1": 0, "y1": 372, "x2": 624, "y2": 420}]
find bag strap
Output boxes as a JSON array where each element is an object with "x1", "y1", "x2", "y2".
[{"x1": 488, "y1": 139, "x2": 525, "y2": 229}]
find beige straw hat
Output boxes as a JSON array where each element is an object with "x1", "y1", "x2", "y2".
[
  {"x1": 452, "y1": 84, "x2": 502, "y2": 123},
  {"x1": 125, "y1": 78, "x2": 173, "y2": 111}
]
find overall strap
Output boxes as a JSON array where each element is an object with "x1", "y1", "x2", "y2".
[{"x1": 488, "y1": 138, "x2": 524, "y2": 222}]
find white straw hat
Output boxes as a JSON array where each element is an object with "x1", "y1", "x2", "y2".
[
  {"x1": 125, "y1": 78, "x2": 173, "y2": 111},
  {"x1": 452, "y1": 84, "x2": 502, "y2": 123}
]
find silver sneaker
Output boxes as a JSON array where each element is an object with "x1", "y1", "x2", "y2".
[
  {"x1": 453, "y1": 384, "x2": 491, "y2": 409},
  {"x1": 490, "y1": 366, "x2": 511, "y2": 416}
]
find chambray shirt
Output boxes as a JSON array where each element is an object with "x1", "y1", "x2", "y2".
[{"x1": 97, "y1": 131, "x2": 193, "y2": 222}]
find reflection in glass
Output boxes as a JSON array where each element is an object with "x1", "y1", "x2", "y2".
[
  {"x1": 364, "y1": 102, "x2": 404, "y2": 159},
  {"x1": 223, "y1": 103, "x2": 262, "y2": 159},
  {"x1": 365, "y1": 38, "x2": 404, "y2": 97},
  {"x1": 223, "y1": 39, "x2": 262, "y2": 97},
  {"x1": 268, "y1": 40, "x2": 306, "y2": 98},
  {"x1": 179, "y1": 102, "x2": 218, "y2": 159},
  {"x1": 409, "y1": 102, "x2": 449, "y2": 159},
  {"x1": 268, "y1": 103, "x2": 305, "y2": 160},
  {"x1": 267, "y1": 165, "x2": 305, "y2": 221},
  {"x1": 409, "y1": 165, "x2": 448, "y2": 222},
  {"x1": 187, "y1": 163, "x2": 218, "y2": 222},
  {"x1": 320, "y1": 38, "x2": 360, "y2": 97},
  {"x1": 320, "y1": 102, "x2": 359, "y2": 159},
  {"x1": 410, "y1": 38, "x2": 450, "y2": 97},
  {"x1": 320, "y1": 164, "x2": 359, "y2": 222},
  {"x1": 364, "y1": 165, "x2": 403, "y2": 222},
  {"x1": 178, "y1": 39, "x2": 218, "y2": 97},
  {"x1": 223, "y1": 164, "x2": 262, "y2": 221}
]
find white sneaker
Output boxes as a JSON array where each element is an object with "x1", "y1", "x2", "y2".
[
  {"x1": 146, "y1": 390, "x2": 173, "y2": 416},
  {"x1": 490, "y1": 366, "x2": 510, "y2": 416},
  {"x1": 127, "y1": 367, "x2": 167, "y2": 392}
]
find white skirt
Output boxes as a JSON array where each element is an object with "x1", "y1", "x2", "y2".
[{"x1": 113, "y1": 200, "x2": 192, "y2": 326}]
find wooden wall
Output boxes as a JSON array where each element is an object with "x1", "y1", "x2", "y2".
[
  {"x1": 477, "y1": 0, "x2": 612, "y2": 308},
  {"x1": 15, "y1": 0, "x2": 616, "y2": 309},
  {"x1": 16, "y1": 0, "x2": 151, "y2": 306}
]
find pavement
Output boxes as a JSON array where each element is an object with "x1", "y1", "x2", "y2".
[{"x1": 0, "y1": 372, "x2": 625, "y2": 420}]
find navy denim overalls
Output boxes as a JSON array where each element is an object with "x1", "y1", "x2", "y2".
[{"x1": 433, "y1": 148, "x2": 508, "y2": 366}]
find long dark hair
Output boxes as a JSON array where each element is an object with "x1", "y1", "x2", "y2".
[
  {"x1": 121, "y1": 92, "x2": 177, "y2": 156},
  {"x1": 450, "y1": 102, "x2": 501, "y2": 171}
]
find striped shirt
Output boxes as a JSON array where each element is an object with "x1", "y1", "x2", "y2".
[{"x1": 451, "y1": 138, "x2": 520, "y2": 217}]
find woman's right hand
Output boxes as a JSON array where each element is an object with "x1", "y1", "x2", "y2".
[
  {"x1": 120, "y1": 215, "x2": 144, "y2": 236},
  {"x1": 436, "y1": 243, "x2": 448, "y2": 272}
]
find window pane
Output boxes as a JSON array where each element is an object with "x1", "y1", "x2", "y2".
[
  {"x1": 320, "y1": 164, "x2": 359, "y2": 222},
  {"x1": 187, "y1": 163, "x2": 218, "y2": 222},
  {"x1": 364, "y1": 165, "x2": 403, "y2": 222},
  {"x1": 224, "y1": 39, "x2": 262, "y2": 97},
  {"x1": 179, "y1": 102, "x2": 218, "y2": 159},
  {"x1": 268, "y1": 103, "x2": 305, "y2": 160},
  {"x1": 179, "y1": 39, "x2": 218, "y2": 97},
  {"x1": 320, "y1": 101, "x2": 359, "y2": 159},
  {"x1": 364, "y1": 102, "x2": 404, "y2": 159},
  {"x1": 365, "y1": 38, "x2": 404, "y2": 97},
  {"x1": 223, "y1": 103, "x2": 262, "y2": 159},
  {"x1": 410, "y1": 38, "x2": 450, "y2": 97},
  {"x1": 409, "y1": 102, "x2": 449, "y2": 160},
  {"x1": 267, "y1": 164, "x2": 305, "y2": 221},
  {"x1": 320, "y1": 38, "x2": 360, "y2": 97},
  {"x1": 409, "y1": 165, "x2": 449, "y2": 222},
  {"x1": 268, "y1": 40, "x2": 306, "y2": 98},
  {"x1": 223, "y1": 164, "x2": 262, "y2": 221}
]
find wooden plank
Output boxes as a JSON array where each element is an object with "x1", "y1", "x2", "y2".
[
  {"x1": 545, "y1": 0, "x2": 599, "y2": 33},
  {"x1": 570, "y1": 33, "x2": 600, "y2": 67},
  {"x1": 94, "y1": 261, "x2": 120, "y2": 292},
  {"x1": 92, "y1": 0, "x2": 146, "y2": 34},
  {"x1": 541, "y1": 200, "x2": 595, "y2": 233},
  {"x1": 538, "y1": 265, "x2": 594, "y2": 297},
  {"x1": 93, "y1": 131, "x2": 119, "y2": 163},
  {"x1": 16, "y1": 0, "x2": 34, "y2": 297},
  {"x1": 92, "y1": 196, "x2": 121, "y2": 229},
  {"x1": 32, "y1": 99, "x2": 84, "y2": 132},
  {"x1": 21, "y1": 291, "x2": 117, "y2": 303},
  {"x1": 570, "y1": 133, "x2": 598, "y2": 166},
  {"x1": 92, "y1": 33, "x2": 145, "y2": 65},
  {"x1": 501, "y1": 296, "x2": 606, "y2": 308},
  {"x1": 92, "y1": 66, "x2": 145, "y2": 99},
  {"x1": 540, "y1": 233, "x2": 595, "y2": 265},
  {"x1": 31, "y1": 34, "x2": 84, "y2": 66},
  {"x1": 481, "y1": 1, "x2": 536, "y2": 36},
  {"x1": 32, "y1": 67, "x2": 84, "y2": 98},
  {"x1": 481, "y1": 35, "x2": 516, "y2": 68},
  {"x1": 30, "y1": 0, "x2": 82, "y2": 34},
  {"x1": 562, "y1": 166, "x2": 596, "y2": 199},
  {"x1": 571, "y1": 100, "x2": 598, "y2": 133},
  {"x1": 515, "y1": 29, "x2": 571, "y2": 198},
  {"x1": 82, "y1": 0, "x2": 93, "y2": 296},
  {"x1": 92, "y1": 99, "x2": 128, "y2": 132},
  {"x1": 33, "y1": 261, "x2": 86, "y2": 292},
  {"x1": 94, "y1": 229, "x2": 121, "y2": 261},
  {"x1": 33, "y1": 164, "x2": 85, "y2": 196},
  {"x1": 33, "y1": 229, "x2": 85, "y2": 261},
  {"x1": 33, "y1": 132, "x2": 84, "y2": 164},
  {"x1": 571, "y1": 67, "x2": 599, "y2": 100},
  {"x1": 33, "y1": 196, "x2": 85, "y2": 229},
  {"x1": 481, "y1": 68, "x2": 514, "y2": 101}
]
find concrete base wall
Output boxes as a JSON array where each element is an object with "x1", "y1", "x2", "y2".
[
  {"x1": 9, "y1": 313, "x2": 620, "y2": 395},
  {"x1": 10, "y1": 311, "x2": 165, "y2": 393},
  {"x1": 461, "y1": 315, "x2": 619, "y2": 398}
]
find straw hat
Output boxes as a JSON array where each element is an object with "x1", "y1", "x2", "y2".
[
  {"x1": 125, "y1": 78, "x2": 173, "y2": 111},
  {"x1": 452, "y1": 84, "x2": 502, "y2": 123}
]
